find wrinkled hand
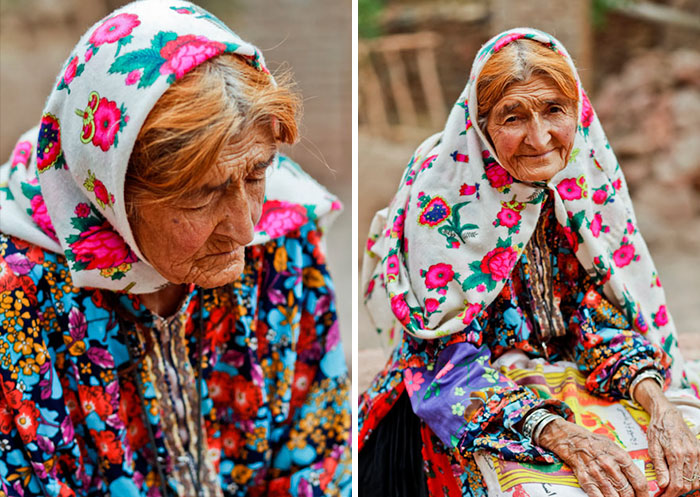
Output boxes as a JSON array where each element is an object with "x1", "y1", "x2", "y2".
[
  {"x1": 645, "y1": 398, "x2": 700, "y2": 497},
  {"x1": 538, "y1": 418, "x2": 649, "y2": 497}
]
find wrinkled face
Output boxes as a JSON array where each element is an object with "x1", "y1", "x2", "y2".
[
  {"x1": 485, "y1": 74, "x2": 577, "y2": 182},
  {"x1": 131, "y1": 124, "x2": 277, "y2": 288}
]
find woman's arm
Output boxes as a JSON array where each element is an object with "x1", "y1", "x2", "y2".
[
  {"x1": 401, "y1": 331, "x2": 571, "y2": 463},
  {"x1": 571, "y1": 288, "x2": 670, "y2": 400}
]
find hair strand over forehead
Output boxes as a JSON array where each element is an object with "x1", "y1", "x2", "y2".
[
  {"x1": 125, "y1": 54, "x2": 300, "y2": 214},
  {"x1": 476, "y1": 38, "x2": 578, "y2": 130}
]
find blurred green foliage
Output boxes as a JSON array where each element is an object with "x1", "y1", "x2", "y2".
[
  {"x1": 359, "y1": 0, "x2": 384, "y2": 38},
  {"x1": 592, "y1": 0, "x2": 634, "y2": 28}
]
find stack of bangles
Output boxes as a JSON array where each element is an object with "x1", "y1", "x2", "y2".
[
  {"x1": 521, "y1": 408, "x2": 561, "y2": 445},
  {"x1": 628, "y1": 369, "x2": 665, "y2": 404}
]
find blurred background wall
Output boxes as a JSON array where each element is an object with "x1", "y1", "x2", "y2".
[
  {"x1": 358, "y1": 0, "x2": 700, "y2": 389},
  {"x1": 0, "y1": 0, "x2": 352, "y2": 365}
]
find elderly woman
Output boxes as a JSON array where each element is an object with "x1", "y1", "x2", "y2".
[
  {"x1": 0, "y1": 2, "x2": 349, "y2": 496},
  {"x1": 359, "y1": 29, "x2": 700, "y2": 497}
]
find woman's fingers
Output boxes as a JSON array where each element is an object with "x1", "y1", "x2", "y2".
[
  {"x1": 647, "y1": 434, "x2": 669, "y2": 488},
  {"x1": 658, "y1": 436, "x2": 697, "y2": 496},
  {"x1": 617, "y1": 457, "x2": 649, "y2": 497}
]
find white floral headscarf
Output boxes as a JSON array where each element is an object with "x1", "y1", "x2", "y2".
[
  {"x1": 363, "y1": 28, "x2": 697, "y2": 390},
  {"x1": 0, "y1": 0, "x2": 339, "y2": 294}
]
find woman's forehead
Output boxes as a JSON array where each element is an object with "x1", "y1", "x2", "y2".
[{"x1": 495, "y1": 76, "x2": 567, "y2": 105}]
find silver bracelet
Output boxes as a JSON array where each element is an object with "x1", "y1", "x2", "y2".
[
  {"x1": 521, "y1": 408, "x2": 551, "y2": 440},
  {"x1": 532, "y1": 413, "x2": 561, "y2": 445},
  {"x1": 629, "y1": 369, "x2": 664, "y2": 404}
]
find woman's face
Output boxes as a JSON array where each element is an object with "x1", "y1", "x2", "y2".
[
  {"x1": 131, "y1": 124, "x2": 277, "y2": 288},
  {"x1": 485, "y1": 74, "x2": 577, "y2": 182}
]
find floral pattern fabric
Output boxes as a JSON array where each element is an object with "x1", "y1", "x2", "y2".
[
  {"x1": 0, "y1": 0, "x2": 341, "y2": 294},
  {"x1": 0, "y1": 218, "x2": 350, "y2": 497},
  {"x1": 362, "y1": 28, "x2": 697, "y2": 391},
  {"x1": 359, "y1": 194, "x2": 671, "y2": 497}
]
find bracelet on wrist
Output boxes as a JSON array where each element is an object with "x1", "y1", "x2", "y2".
[
  {"x1": 532, "y1": 413, "x2": 560, "y2": 445},
  {"x1": 521, "y1": 408, "x2": 551, "y2": 440},
  {"x1": 628, "y1": 369, "x2": 664, "y2": 405}
]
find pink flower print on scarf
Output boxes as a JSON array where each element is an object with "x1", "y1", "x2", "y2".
[
  {"x1": 76, "y1": 92, "x2": 128, "y2": 152},
  {"x1": 83, "y1": 170, "x2": 115, "y2": 209},
  {"x1": 495, "y1": 207, "x2": 521, "y2": 229},
  {"x1": 653, "y1": 305, "x2": 669, "y2": 328},
  {"x1": 580, "y1": 89, "x2": 594, "y2": 133},
  {"x1": 66, "y1": 220, "x2": 137, "y2": 279},
  {"x1": 613, "y1": 241, "x2": 638, "y2": 268},
  {"x1": 390, "y1": 294, "x2": 411, "y2": 325},
  {"x1": 460, "y1": 302, "x2": 482, "y2": 325},
  {"x1": 56, "y1": 56, "x2": 85, "y2": 93},
  {"x1": 483, "y1": 160, "x2": 513, "y2": 190},
  {"x1": 423, "y1": 263, "x2": 454, "y2": 289},
  {"x1": 480, "y1": 246, "x2": 518, "y2": 281},
  {"x1": 88, "y1": 13, "x2": 140, "y2": 57},
  {"x1": 385, "y1": 253, "x2": 400, "y2": 281},
  {"x1": 256, "y1": 200, "x2": 308, "y2": 238},
  {"x1": 10, "y1": 141, "x2": 32, "y2": 169},
  {"x1": 557, "y1": 176, "x2": 588, "y2": 201},
  {"x1": 159, "y1": 35, "x2": 226, "y2": 80},
  {"x1": 30, "y1": 194, "x2": 58, "y2": 243}
]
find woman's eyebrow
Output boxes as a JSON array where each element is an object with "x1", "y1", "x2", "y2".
[{"x1": 193, "y1": 153, "x2": 277, "y2": 196}]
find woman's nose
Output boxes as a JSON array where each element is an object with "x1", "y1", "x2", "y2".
[
  {"x1": 216, "y1": 188, "x2": 256, "y2": 246},
  {"x1": 524, "y1": 115, "x2": 551, "y2": 150}
]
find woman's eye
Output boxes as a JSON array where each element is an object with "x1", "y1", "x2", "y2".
[
  {"x1": 246, "y1": 174, "x2": 266, "y2": 184},
  {"x1": 550, "y1": 106, "x2": 563, "y2": 113},
  {"x1": 504, "y1": 116, "x2": 517, "y2": 123}
]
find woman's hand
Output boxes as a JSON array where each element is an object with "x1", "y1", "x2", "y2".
[
  {"x1": 538, "y1": 417, "x2": 649, "y2": 497},
  {"x1": 634, "y1": 378, "x2": 700, "y2": 497}
]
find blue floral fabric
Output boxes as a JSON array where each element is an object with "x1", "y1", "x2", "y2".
[{"x1": 0, "y1": 220, "x2": 350, "y2": 497}]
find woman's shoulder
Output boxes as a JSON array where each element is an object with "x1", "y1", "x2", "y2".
[{"x1": 0, "y1": 233, "x2": 73, "y2": 306}]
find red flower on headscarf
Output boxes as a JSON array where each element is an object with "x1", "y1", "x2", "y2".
[
  {"x1": 390, "y1": 294, "x2": 411, "y2": 325},
  {"x1": 613, "y1": 244, "x2": 635, "y2": 268},
  {"x1": 424, "y1": 263, "x2": 455, "y2": 288},
  {"x1": 63, "y1": 56, "x2": 79, "y2": 85},
  {"x1": 69, "y1": 221, "x2": 138, "y2": 270},
  {"x1": 480, "y1": 246, "x2": 518, "y2": 281},
  {"x1": 92, "y1": 98, "x2": 122, "y2": 152},
  {"x1": 484, "y1": 162, "x2": 513, "y2": 189},
  {"x1": 159, "y1": 35, "x2": 226, "y2": 80},
  {"x1": 11, "y1": 140, "x2": 32, "y2": 168}
]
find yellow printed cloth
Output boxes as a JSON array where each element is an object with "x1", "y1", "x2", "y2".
[{"x1": 475, "y1": 352, "x2": 700, "y2": 497}]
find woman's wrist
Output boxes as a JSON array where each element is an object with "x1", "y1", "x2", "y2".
[
  {"x1": 535, "y1": 416, "x2": 570, "y2": 452},
  {"x1": 633, "y1": 376, "x2": 670, "y2": 416}
]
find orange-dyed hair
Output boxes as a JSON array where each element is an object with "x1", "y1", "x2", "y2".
[
  {"x1": 125, "y1": 54, "x2": 300, "y2": 212},
  {"x1": 476, "y1": 39, "x2": 578, "y2": 130}
]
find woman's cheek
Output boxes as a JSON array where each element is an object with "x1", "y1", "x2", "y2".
[{"x1": 171, "y1": 214, "x2": 213, "y2": 257}]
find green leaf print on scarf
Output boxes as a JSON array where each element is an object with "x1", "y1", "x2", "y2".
[{"x1": 109, "y1": 30, "x2": 230, "y2": 88}]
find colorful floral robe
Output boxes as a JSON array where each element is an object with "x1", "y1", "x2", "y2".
[
  {"x1": 0, "y1": 220, "x2": 350, "y2": 497},
  {"x1": 359, "y1": 194, "x2": 670, "y2": 496}
]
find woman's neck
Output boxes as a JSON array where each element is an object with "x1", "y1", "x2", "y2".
[{"x1": 139, "y1": 283, "x2": 189, "y2": 318}]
